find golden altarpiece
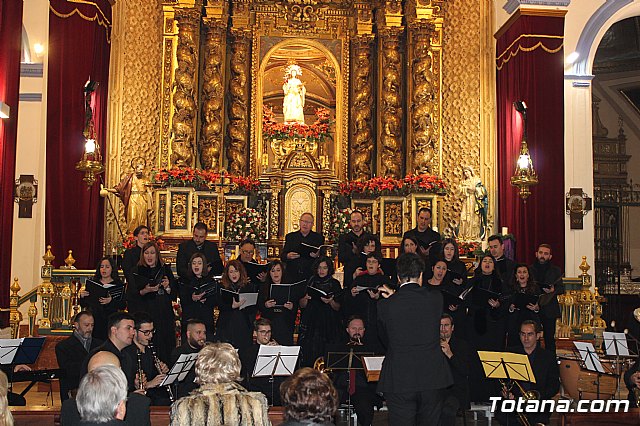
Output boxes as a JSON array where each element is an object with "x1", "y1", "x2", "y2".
[{"x1": 102, "y1": 0, "x2": 499, "y2": 257}]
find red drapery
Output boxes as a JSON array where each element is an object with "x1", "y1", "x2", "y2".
[
  {"x1": 0, "y1": 0, "x2": 24, "y2": 317},
  {"x1": 46, "y1": 0, "x2": 111, "y2": 269},
  {"x1": 496, "y1": 15, "x2": 566, "y2": 268}
]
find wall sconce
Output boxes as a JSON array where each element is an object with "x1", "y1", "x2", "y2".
[
  {"x1": 0, "y1": 101, "x2": 10, "y2": 119},
  {"x1": 510, "y1": 100, "x2": 538, "y2": 201},
  {"x1": 75, "y1": 80, "x2": 104, "y2": 188}
]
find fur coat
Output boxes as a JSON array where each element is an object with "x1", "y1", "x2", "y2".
[{"x1": 170, "y1": 382, "x2": 270, "y2": 425}]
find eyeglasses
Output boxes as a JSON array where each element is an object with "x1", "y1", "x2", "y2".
[
  {"x1": 257, "y1": 329, "x2": 272, "y2": 335},
  {"x1": 240, "y1": 250, "x2": 254, "y2": 255},
  {"x1": 137, "y1": 329, "x2": 155, "y2": 336}
]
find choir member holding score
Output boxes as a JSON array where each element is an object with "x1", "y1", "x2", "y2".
[
  {"x1": 216, "y1": 260, "x2": 257, "y2": 351},
  {"x1": 258, "y1": 260, "x2": 298, "y2": 346},
  {"x1": 177, "y1": 252, "x2": 216, "y2": 342}
]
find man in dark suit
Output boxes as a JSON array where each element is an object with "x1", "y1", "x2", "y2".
[
  {"x1": 377, "y1": 253, "x2": 453, "y2": 425},
  {"x1": 488, "y1": 234, "x2": 516, "y2": 282},
  {"x1": 439, "y1": 314, "x2": 472, "y2": 426},
  {"x1": 497, "y1": 320, "x2": 560, "y2": 426},
  {"x1": 402, "y1": 207, "x2": 441, "y2": 259},
  {"x1": 170, "y1": 319, "x2": 207, "y2": 398},
  {"x1": 81, "y1": 312, "x2": 137, "y2": 391},
  {"x1": 281, "y1": 212, "x2": 324, "y2": 283},
  {"x1": 238, "y1": 239, "x2": 268, "y2": 285},
  {"x1": 530, "y1": 244, "x2": 563, "y2": 354},
  {"x1": 176, "y1": 222, "x2": 224, "y2": 280},
  {"x1": 338, "y1": 210, "x2": 366, "y2": 266},
  {"x1": 55, "y1": 311, "x2": 103, "y2": 401}
]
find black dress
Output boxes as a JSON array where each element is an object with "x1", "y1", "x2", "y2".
[
  {"x1": 79, "y1": 278, "x2": 127, "y2": 341},
  {"x1": 298, "y1": 275, "x2": 344, "y2": 367},
  {"x1": 506, "y1": 284, "x2": 541, "y2": 347},
  {"x1": 345, "y1": 272, "x2": 388, "y2": 352},
  {"x1": 216, "y1": 281, "x2": 259, "y2": 351},
  {"x1": 441, "y1": 259, "x2": 470, "y2": 340},
  {"x1": 127, "y1": 263, "x2": 177, "y2": 363},
  {"x1": 257, "y1": 281, "x2": 296, "y2": 346},
  {"x1": 467, "y1": 273, "x2": 508, "y2": 352},
  {"x1": 178, "y1": 275, "x2": 217, "y2": 341}
]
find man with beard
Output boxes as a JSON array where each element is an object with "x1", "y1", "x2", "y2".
[
  {"x1": 488, "y1": 234, "x2": 516, "y2": 282},
  {"x1": 176, "y1": 222, "x2": 224, "y2": 280},
  {"x1": 530, "y1": 244, "x2": 563, "y2": 354},
  {"x1": 56, "y1": 311, "x2": 103, "y2": 401},
  {"x1": 338, "y1": 210, "x2": 366, "y2": 266},
  {"x1": 124, "y1": 313, "x2": 170, "y2": 405},
  {"x1": 281, "y1": 212, "x2": 324, "y2": 283},
  {"x1": 331, "y1": 316, "x2": 383, "y2": 426},
  {"x1": 439, "y1": 314, "x2": 472, "y2": 426},
  {"x1": 402, "y1": 207, "x2": 441, "y2": 261},
  {"x1": 170, "y1": 319, "x2": 207, "y2": 398},
  {"x1": 81, "y1": 312, "x2": 138, "y2": 392},
  {"x1": 239, "y1": 318, "x2": 284, "y2": 406}
]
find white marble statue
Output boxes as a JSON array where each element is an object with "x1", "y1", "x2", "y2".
[
  {"x1": 458, "y1": 165, "x2": 488, "y2": 240},
  {"x1": 282, "y1": 64, "x2": 306, "y2": 123}
]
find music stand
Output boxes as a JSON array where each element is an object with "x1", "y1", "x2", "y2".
[
  {"x1": 603, "y1": 332, "x2": 632, "y2": 398},
  {"x1": 14, "y1": 337, "x2": 45, "y2": 364},
  {"x1": 158, "y1": 352, "x2": 199, "y2": 397},
  {"x1": 0, "y1": 339, "x2": 21, "y2": 366},
  {"x1": 573, "y1": 341, "x2": 616, "y2": 399},
  {"x1": 326, "y1": 348, "x2": 374, "y2": 425},
  {"x1": 478, "y1": 350, "x2": 536, "y2": 402},
  {"x1": 252, "y1": 345, "x2": 300, "y2": 406}
]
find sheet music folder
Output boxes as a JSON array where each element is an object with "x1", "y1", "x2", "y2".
[
  {"x1": 85, "y1": 279, "x2": 125, "y2": 302},
  {"x1": 270, "y1": 281, "x2": 306, "y2": 306},
  {"x1": 252, "y1": 345, "x2": 300, "y2": 377},
  {"x1": 477, "y1": 350, "x2": 536, "y2": 384}
]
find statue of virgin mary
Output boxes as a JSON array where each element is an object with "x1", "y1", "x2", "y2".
[{"x1": 282, "y1": 64, "x2": 306, "y2": 123}]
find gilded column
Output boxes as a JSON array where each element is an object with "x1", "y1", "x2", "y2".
[
  {"x1": 226, "y1": 29, "x2": 251, "y2": 175},
  {"x1": 171, "y1": 7, "x2": 201, "y2": 167},
  {"x1": 350, "y1": 36, "x2": 375, "y2": 181},
  {"x1": 377, "y1": 2, "x2": 404, "y2": 179},
  {"x1": 200, "y1": 14, "x2": 227, "y2": 170}
]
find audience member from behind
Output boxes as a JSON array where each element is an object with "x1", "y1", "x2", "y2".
[
  {"x1": 170, "y1": 343, "x2": 270, "y2": 426},
  {"x1": 280, "y1": 367, "x2": 339, "y2": 426},
  {"x1": 61, "y1": 351, "x2": 151, "y2": 426},
  {"x1": 76, "y1": 365, "x2": 128, "y2": 425},
  {"x1": 0, "y1": 371, "x2": 13, "y2": 426}
]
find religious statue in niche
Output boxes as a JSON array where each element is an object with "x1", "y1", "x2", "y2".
[
  {"x1": 457, "y1": 166, "x2": 488, "y2": 240},
  {"x1": 282, "y1": 63, "x2": 306, "y2": 123},
  {"x1": 101, "y1": 157, "x2": 154, "y2": 234}
]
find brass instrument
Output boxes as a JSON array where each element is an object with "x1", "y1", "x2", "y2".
[
  {"x1": 313, "y1": 357, "x2": 329, "y2": 374},
  {"x1": 347, "y1": 336, "x2": 363, "y2": 346},
  {"x1": 500, "y1": 379, "x2": 540, "y2": 426},
  {"x1": 148, "y1": 343, "x2": 175, "y2": 402},
  {"x1": 136, "y1": 349, "x2": 145, "y2": 391},
  {"x1": 633, "y1": 386, "x2": 640, "y2": 408}
]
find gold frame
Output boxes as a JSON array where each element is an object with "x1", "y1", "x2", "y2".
[
  {"x1": 379, "y1": 196, "x2": 406, "y2": 244},
  {"x1": 284, "y1": 182, "x2": 317, "y2": 235},
  {"x1": 251, "y1": 37, "x2": 348, "y2": 181},
  {"x1": 409, "y1": 194, "x2": 439, "y2": 232}
]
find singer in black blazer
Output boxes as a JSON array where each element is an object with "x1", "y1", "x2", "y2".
[{"x1": 377, "y1": 253, "x2": 453, "y2": 426}]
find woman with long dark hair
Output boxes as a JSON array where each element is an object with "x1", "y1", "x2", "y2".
[
  {"x1": 258, "y1": 260, "x2": 297, "y2": 346},
  {"x1": 217, "y1": 260, "x2": 258, "y2": 351},
  {"x1": 127, "y1": 241, "x2": 177, "y2": 363},
  {"x1": 506, "y1": 264, "x2": 541, "y2": 347},
  {"x1": 439, "y1": 238, "x2": 470, "y2": 338},
  {"x1": 178, "y1": 252, "x2": 216, "y2": 342},
  {"x1": 80, "y1": 257, "x2": 126, "y2": 341},
  {"x1": 298, "y1": 256, "x2": 343, "y2": 366}
]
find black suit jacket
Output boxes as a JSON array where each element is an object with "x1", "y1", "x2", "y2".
[
  {"x1": 81, "y1": 339, "x2": 137, "y2": 392},
  {"x1": 494, "y1": 256, "x2": 516, "y2": 284},
  {"x1": 530, "y1": 262, "x2": 564, "y2": 318},
  {"x1": 445, "y1": 336, "x2": 472, "y2": 409},
  {"x1": 507, "y1": 344, "x2": 560, "y2": 400},
  {"x1": 55, "y1": 335, "x2": 103, "y2": 400},
  {"x1": 377, "y1": 282, "x2": 453, "y2": 393},
  {"x1": 176, "y1": 239, "x2": 224, "y2": 280},
  {"x1": 60, "y1": 392, "x2": 150, "y2": 426},
  {"x1": 338, "y1": 230, "x2": 362, "y2": 266},
  {"x1": 281, "y1": 230, "x2": 324, "y2": 283}
]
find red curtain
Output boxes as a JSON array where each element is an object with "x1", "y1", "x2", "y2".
[
  {"x1": 496, "y1": 15, "x2": 565, "y2": 268},
  {"x1": 0, "y1": 0, "x2": 24, "y2": 317},
  {"x1": 46, "y1": 0, "x2": 111, "y2": 269}
]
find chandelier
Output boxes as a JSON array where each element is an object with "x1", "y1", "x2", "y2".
[{"x1": 75, "y1": 80, "x2": 104, "y2": 188}]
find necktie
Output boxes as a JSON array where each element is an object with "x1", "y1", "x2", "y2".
[{"x1": 349, "y1": 369, "x2": 356, "y2": 395}]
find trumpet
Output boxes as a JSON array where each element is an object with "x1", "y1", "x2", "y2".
[
  {"x1": 148, "y1": 343, "x2": 174, "y2": 402},
  {"x1": 347, "y1": 335, "x2": 363, "y2": 346},
  {"x1": 500, "y1": 379, "x2": 540, "y2": 426}
]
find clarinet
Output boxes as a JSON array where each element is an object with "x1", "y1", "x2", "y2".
[
  {"x1": 148, "y1": 343, "x2": 174, "y2": 402},
  {"x1": 136, "y1": 349, "x2": 145, "y2": 391}
]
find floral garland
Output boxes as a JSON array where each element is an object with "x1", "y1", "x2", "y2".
[
  {"x1": 328, "y1": 207, "x2": 353, "y2": 243},
  {"x1": 151, "y1": 167, "x2": 261, "y2": 193},
  {"x1": 224, "y1": 208, "x2": 267, "y2": 242},
  {"x1": 339, "y1": 173, "x2": 447, "y2": 198},
  {"x1": 262, "y1": 105, "x2": 331, "y2": 142},
  {"x1": 120, "y1": 232, "x2": 165, "y2": 254}
]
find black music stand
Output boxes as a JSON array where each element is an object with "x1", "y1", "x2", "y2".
[
  {"x1": 573, "y1": 341, "x2": 616, "y2": 400},
  {"x1": 326, "y1": 348, "x2": 374, "y2": 426},
  {"x1": 252, "y1": 345, "x2": 300, "y2": 406},
  {"x1": 158, "y1": 352, "x2": 199, "y2": 398}
]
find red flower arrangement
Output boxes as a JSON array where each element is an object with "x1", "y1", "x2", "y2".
[
  {"x1": 151, "y1": 167, "x2": 261, "y2": 193},
  {"x1": 121, "y1": 232, "x2": 165, "y2": 251},
  {"x1": 339, "y1": 173, "x2": 447, "y2": 197},
  {"x1": 262, "y1": 105, "x2": 331, "y2": 142},
  {"x1": 458, "y1": 241, "x2": 482, "y2": 256}
]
